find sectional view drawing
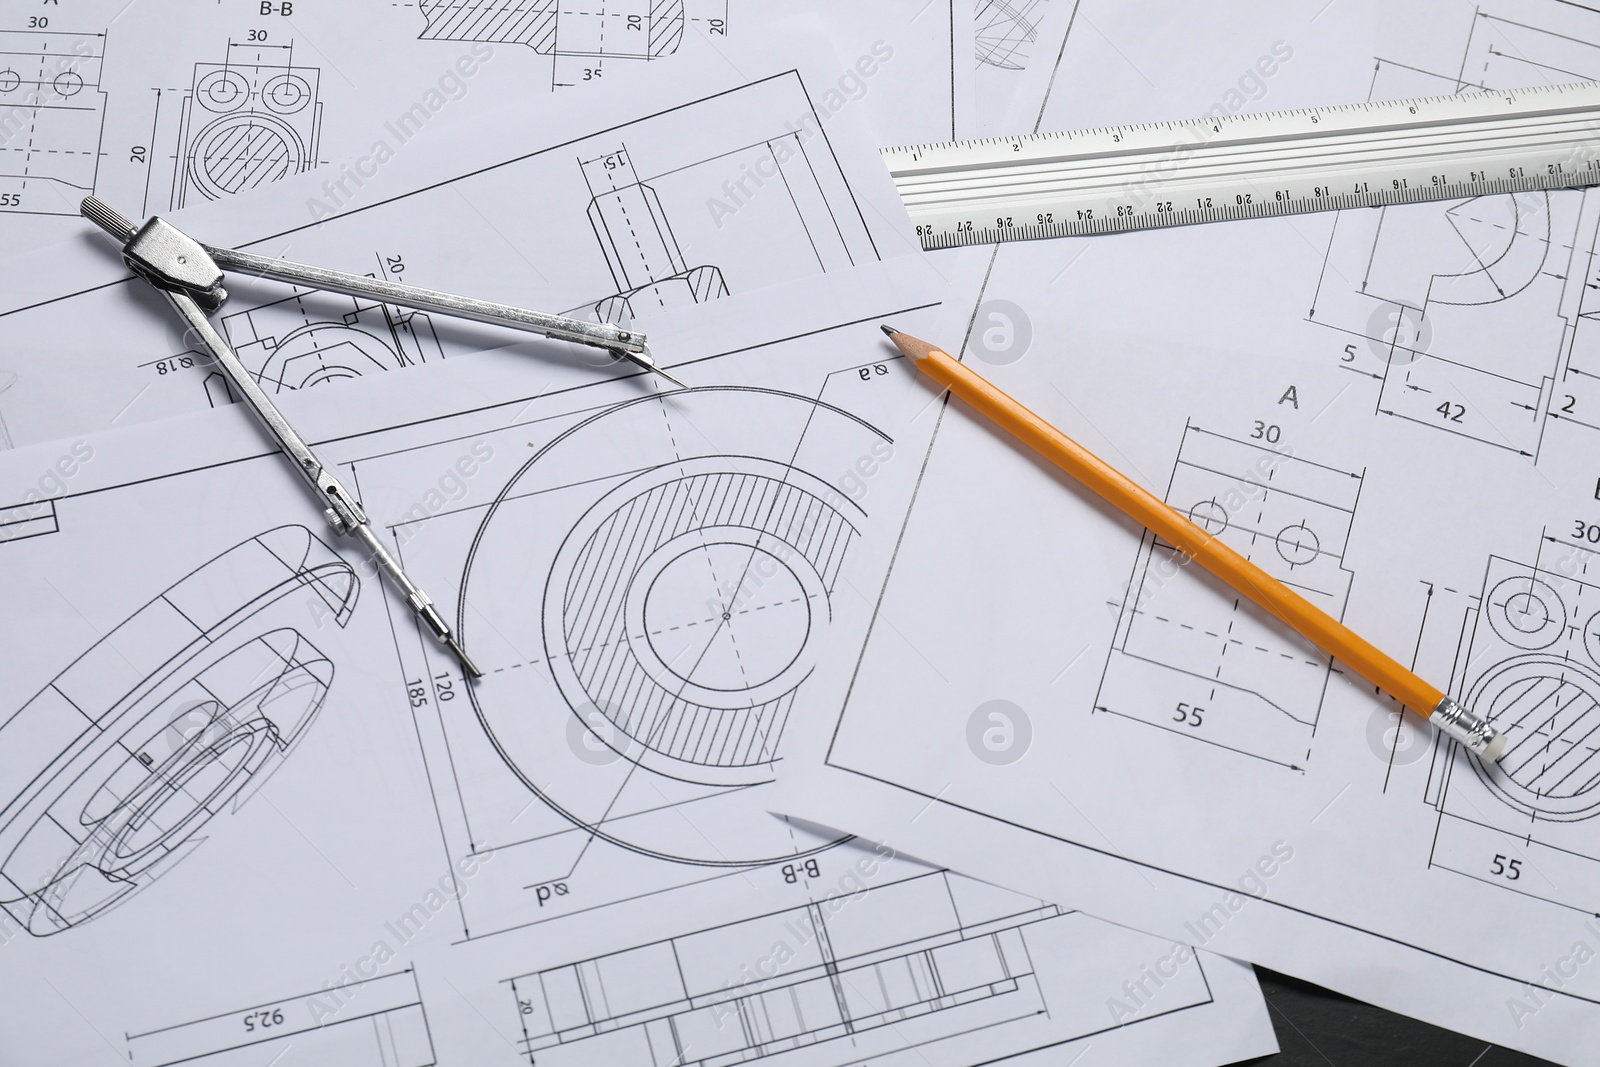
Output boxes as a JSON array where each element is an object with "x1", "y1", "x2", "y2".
[
  {"x1": 0, "y1": 526, "x2": 357, "y2": 935},
  {"x1": 507, "y1": 870, "x2": 1219, "y2": 1067},
  {"x1": 1308, "y1": 1, "x2": 1600, "y2": 462},
  {"x1": 160, "y1": 41, "x2": 324, "y2": 210},
  {"x1": 458, "y1": 389, "x2": 873, "y2": 867},
  {"x1": 1426, "y1": 538, "x2": 1600, "y2": 914},
  {"x1": 413, "y1": 0, "x2": 728, "y2": 89},
  {"x1": 1095, "y1": 424, "x2": 1363, "y2": 770}
]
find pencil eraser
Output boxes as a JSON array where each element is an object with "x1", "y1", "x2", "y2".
[{"x1": 1481, "y1": 730, "x2": 1507, "y2": 763}]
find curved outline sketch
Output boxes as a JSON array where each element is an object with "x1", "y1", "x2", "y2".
[
  {"x1": 976, "y1": 0, "x2": 1047, "y2": 69},
  {"x1": 0, "y1": 526, "x2": 358, "y2": 935},
  {"x1": 172, "y1": 43, "x2": 323, "y2": 209},
  {"x1": 457, "y1": 387, "x2": 882, "y2": 867},
  {"x1": 220, "y1": 290, "x2": 445, "y2": 393}
]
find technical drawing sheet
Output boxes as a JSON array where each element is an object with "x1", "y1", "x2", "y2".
[
  {"x1": 971, "y1": 0, "x2": 1075, "y2": 135},
  {"x1": 768, "y1": 0, "x2": 1600, "y2": 1063},
  {"x1": 0, "y1": 245, "x2": 1277, "y2": 1064},
  {"x1": 0, "y1": 0, "x2": 973, "y2": 255},
  {"x1": 0, "y1": 40, "x2": 928, "y2": 451}
]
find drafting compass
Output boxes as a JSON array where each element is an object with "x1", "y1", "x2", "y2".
[{"x1": 80, "y1": 196, "x2": 687, "y2": 679}]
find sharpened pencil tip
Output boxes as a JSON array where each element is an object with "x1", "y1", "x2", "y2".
[{"x1": 880, "y1": 324, "x2": 899, "y2": 337}]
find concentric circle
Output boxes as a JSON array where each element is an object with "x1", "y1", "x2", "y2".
[
  {"x1": 1486, "y1": 575, "x2": 1566, "y2": 650},
  {"x1": 543, "y1": 458, "x2": 843, "y2": 787},
  {"x1": 635, "y1": 536, "x2": 819, "y2": 695},
  {"x1": 262, "y1": 73, "x2": 311, "y2": 114},
  {"x1": 459, "y1": 389, "x2": 882, "y2": 866},
  {"x1": 195, "y1": 68, "x2": 251, "y2": 112}
]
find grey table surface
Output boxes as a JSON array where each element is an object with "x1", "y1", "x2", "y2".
[{"x1": 1246, "y1": 969, "x2": 1556, "y2": 1067}]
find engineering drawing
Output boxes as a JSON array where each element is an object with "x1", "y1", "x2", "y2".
[
  {"x1": 0, "y1": 527, "x2": 357, "y2": 935},
  {"x1": 1095, "y1": 424, "x2": 1363, "y2": 770},
  {"x1": 418, "y1": 0, "x2": 686, "y2": 56},
  {"x1": 975, "y1": 0, "x2": 1048, "y2": 69},
  {"x1": 511, "y1": 872, "x2": 1064, "y2": 1066},
  {"x1": 127, "y1": 969, "x2": 435, "y2": 1067},
  {"x1": 1308, "y1": 1, "x2": 1600, "y2": 462},
  {"x1": 0, "y1": 29, "x2": 108, "y2": 216},
  {"x1": 413, "y1": 0, "x2": 726, "y2": 89},
  {"x1": 458, "y1": 389, "x2": 872, "y2": 867},
  {"x1": 580, "y1": 144, "x2": 730, "y2": 324},
  {"x1": 349, "y1": 376, "x2": 903, "y2": 940},
  {"x1": 570, "y1": 136, "x2": 873, "y2": 324},
  {"x1": 168, "y1": 42, "x2": 323, "y2": 209},
  {"x1": 507, "y1": 869, "x2": 1224, "y2": 1066},
  {"x1": 220, "y1": 288, "x2": 446, "y2": 394},
  {"x1": 1426, "y1": 536, "x2": 1600, "y2": 914}
]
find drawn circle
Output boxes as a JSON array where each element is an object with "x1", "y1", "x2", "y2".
[
  {"x1": 1364, "y1": 303, "x2": 1429, "y2": 365},
  {"x1": 195, "y1": 68, "x2": 252, "y2": 112},
  {"x1": 969, "y1": 299, "x2": 1032, "y2": 365},
  {"x1": 51, "y1": 70, "x2": 83, "y2": 98},
  {"x1": 1485, "y1": 575, "x2": 1566, "y2": 650},
  {"x1": 1585, "y1": 611, "x2": 1600, "y2": 669},
  {"x1": 0, "y1": 527, "x2": 354, "y2": 933},
  {"x1": 0, "y1": 70, "x2": 19, "y2": 94},
  {"x1": 547, "y1": 464, "x2": 835, "y2": 786},
  {"x1": 186, "y1": 113, "x2": 306, "y2": 201},
  {"x1": 966, "y1": 700, "x2": 1032, "y2": 766},
  {"x1": 635, "y1": 537, "x2": 820, "y2": 697},
  {"x1": 1188, "y1": 499, "x2": 1230, "y2": 535},
  {"x1": 1466, "y1": 656, "x2": 1600, "y2": 821},
  {"x1": 1274, "y1": 523, "x2": 1320, "y2": 566},
  {"x1": 459, "y1": 389, "x2": 882, "y2": 866},
  {"x1": 262, "y1": 73, "x2": 312, "y2": 114}
]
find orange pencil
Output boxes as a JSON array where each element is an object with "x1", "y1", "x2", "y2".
[{"x1": 881, "y1": 325, "x2": 1505, "y2": 762}]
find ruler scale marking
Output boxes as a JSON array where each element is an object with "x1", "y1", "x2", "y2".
[{"x1": 889, "y1": 82, "x2": 1600, "y2": 249}]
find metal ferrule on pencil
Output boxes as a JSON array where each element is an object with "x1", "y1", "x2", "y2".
[{"x1": 1430, "y1": 697, "x2": 1504, "y2": 760}]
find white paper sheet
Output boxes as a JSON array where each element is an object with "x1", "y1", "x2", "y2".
[
  {"x1": 0, "y1": 240, "x2": 1276, "y2": 1066},
  {"x1": 0, "y1": 37, "x2": 932, "y2": 452},
  {"x1": 770, "y1": 0, "x2": 1600, "y2": 1062},
  {"x1": 0, "y1": 0, "x2": 972, "y2": 254}
]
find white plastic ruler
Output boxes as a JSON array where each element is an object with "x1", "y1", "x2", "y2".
[{"x1": 886, "y1": 82, "x2": 1600, "y2": 249}]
